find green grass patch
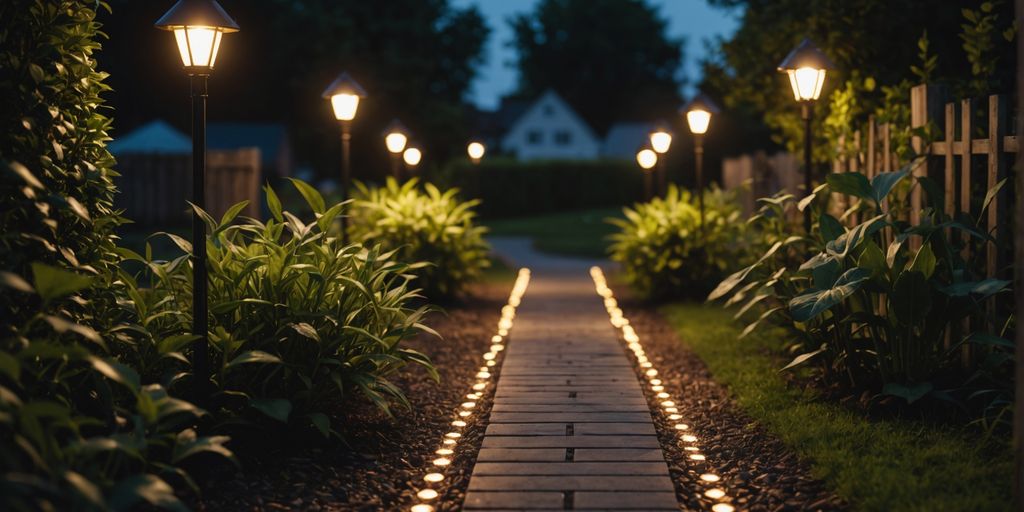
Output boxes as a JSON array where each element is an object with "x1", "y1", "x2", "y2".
[
  {"x1": 660, "y1": 302, "x2": 1013, "y2": 512},
  {"x1": 485, "y1": 208, "x2": 622, "y2": 258}
]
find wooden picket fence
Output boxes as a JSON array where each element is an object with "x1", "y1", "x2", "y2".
[{"x1": 117, "y1": 148, "x2": 261, "y2": 226}]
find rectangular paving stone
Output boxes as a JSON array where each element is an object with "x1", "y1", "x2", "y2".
[
  {"x1": 477, "y1": 448, "x2": 567, "y2": 462},
  {"x1": 492, "y1": 404, "x2": 648, "y2": 413},
  {"x1": 472, "y1": 462, "x2": 669, "y2": 476},
  {"x1": 574, "y1": 448, "x2": 666, "y2": 462},
  {"x1": 491, "y1": 397, "x2": 647, "y2": 405},
  {"x1": 468, "y1": 476, "x2": 675, "y2": 492},
  {"x1": 482, "y1": 436, "x2": 660, "y2": 449},
  {"x1": 486, "y1": 423, "x2": 569, "y2": 436},
  {"x1": 574, "y1": 423, "x2": 657, "y2": 435},
  {"x1": 463, "y1": 491, "x2": 564, "y2": 510},
  {"x1": 575, "y1": 492, "x2": 679, "y2": 510},
  {"x1": 489, "y1": 412, "x2": 652, "y2": 423}
]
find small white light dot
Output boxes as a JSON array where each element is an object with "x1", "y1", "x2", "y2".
[
  {"x1": 458, "y1": 411, "x2": 471, "y2": 417},
  {"x1": 661, "y1": 401, "x2": 675, "y2": 408},
  {"x1": 432, "y1": 457, "x2": 451, "y2": 466},
  {"x1": 483, "y1": 352, "x2": 496, "y2": 360},
  {"x1": 674, "y1": 423, "x2": 689, "y2": 430},
  {"x1": 657, "y1": 392, "x2": 670, "y2": 399},
  {"x1": 443, "y1": 438, "x2": 456, "y2": 445},
  {"x1": 461, "y1": 402, "x2": 476, "y2": 409},
  {"x1": 711, "y1": 504, "x2": 735, "y2": 512},
  {"x1": 473, "y1": 383, "x2": 486, "y2": 391},
  {"x1": 669, "y1": 414, "x2": 682, "y2": 420},
  {"x1": 690, "y1": 454, "x2": 706, "y2": 461},
  {"x1": 436, "y1": 448, "x2": 453, "y2": 455},
  {"x1": 410, "y1": 504, "x2": 434, "y2": 512},
  {"x1": 705, "y1": 489, "x2": 726, "y2": 499},
  {"x1": 486, "y1": 360, "x2": 495, "y2": 367},
  {"x1": 665, "y1": 407, "x2": 678, "y2": 413},
  {"x1": 684, "y1": 446, "x2": 700, "y2": 451},
  {"x1": 445, "y1": 432, "x2": 461, "y2": 439},
  {"x1": 682, "y1": 434, "x2": 697, "y2": 442},
  {"x1": 417, "y1": 489, "x2": 439, "y2": 500},
  {"x1": 650, "y1": 379, "x2": 662, "y2": 385},
  {"x1": 641, "y1": 362, "x2": 653, "y2": 368},
  {"x1": 491, "y1": 344, "x2": 504, "y2": 352},
  {"x1": 424, "y1": 473, "x2": 444, "y2": 483},
  {"x1": 700, "y1": 473, "x2": 720, "y2": 482}
]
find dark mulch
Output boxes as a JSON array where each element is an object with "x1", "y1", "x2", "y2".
[
  {"x1": 615, "y1": 292, "x2": 846, "y2": 512},
  {"x1": 193, "y1": 283, "x2": 509, "y2": 512}
]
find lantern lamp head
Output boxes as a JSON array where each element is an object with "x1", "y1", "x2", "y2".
[
  {"x1": 682, "y1": 93, "x2": 720, "y2": 135},
  {"x1": 403, "y1": 147, "x2": 422, "y2": 167},
  {"x1": 636, "y1": 148, "x2": 658, "y2": 170},
  {"x1": 383, "y1": 119, "x2": 409, "y2": 154},
  {"x1": 155, "y1": 0, "x2": 239, "y2": 75},
  {"x1": 648, "y1": 123, "x2": 673, "y2": 154},
  {"x1": 322, "y1": 72, "x2": 367, "y2": 121},
  {"x1": 777, "y1": 38, "x2": 834, "y2": 102}
]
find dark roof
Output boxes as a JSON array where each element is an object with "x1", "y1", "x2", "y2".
[{"x1": 207, "y1": 123, "x2": 288, "y2": 165}]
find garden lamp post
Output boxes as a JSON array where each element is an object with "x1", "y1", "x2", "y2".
[
  {"x1": 636, "y1": 148, "x2": 658, "y2": 201},
  {"x1": 467, "y1": 141, "x2": 486, "y2": 164},
  {"x1": 155, "y1": 0, "x2": 238, "y2": 399},
  {"x1": 322, "y1": 71, "x2": 367, "y2": 245},
  {"x1": 383, "y1": 119, "x2": 409, "y2": 180},
  {"x1": 648, "y1": 125, "x2": 672, "y2": 196},
  {"x1": 683, "y1": 93, "x2": 720, "y2": 235},
  {"x1": 403, "y1": 146, "x2": 422, "y2": 174},
  {"x1": 778, "y1": 38, "x2": 833, "y2": 232}
]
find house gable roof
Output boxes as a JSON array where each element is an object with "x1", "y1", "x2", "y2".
[
  {"x1": 501, "y1": 90, "x2": 600, "y2": 147},
  {"x1": 109, "y1": 119, "x2": 191, "y2": 155},
  {"x1": 207, "y1": 123, "x2": 289, "y2": 166}
]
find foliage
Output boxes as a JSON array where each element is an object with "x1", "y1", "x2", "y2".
[
  {"x1": 443, "y1": 158, "x2": 644, "y2": 218},
  {"x1": 710, "y1": 163, "x2": 1015, "y2": 423},
  {"x1": 350, "y1": 178, "x2": 489, "y2": 299},
  {"x1": 661, "y1": 303, "x2": 1013, "y2": 512},
  {"x1": 609, "y1": 185, "x2": 751, "y2": 300},
  {"x1": 959, "y1": 0, "x2": 1017, "y2": 95},
  {"x1": 509, "y1": 0, "x2": 684, "y2": 133},
  {"x1": 132, "y1": 180, "x2": 439, "y2": 431}
]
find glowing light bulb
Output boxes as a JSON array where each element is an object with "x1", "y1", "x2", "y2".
[
  {"x1": 410, "y1": 504, "x2": 434, "y2": 512},
  {"x1": 432, "y1": 457, "x2": 451, "y2": 466},
  {"x1": 417, "y1": 489, "x2": 439, "y2": 500},
  {"x1": 424, "y1": 473, "x2": 444, "y2": 483},
  {"x1": 705, "y1": 489, "x2": 726, "y2": 499},
  {"x1": 700, "y1": 473, "x2": 720, "y2": 482}
]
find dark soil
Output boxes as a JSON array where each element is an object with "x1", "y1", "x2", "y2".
[
  {"x1": 194, "y1": 283, "x2": 509, "y2": 512},
  {"x1": 615, "y1": 292, "x2": 847, "y2": 512}
]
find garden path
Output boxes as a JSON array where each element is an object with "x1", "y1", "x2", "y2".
[{"x1": 463, "y1": 238, "x2": 676, "y2": 510}]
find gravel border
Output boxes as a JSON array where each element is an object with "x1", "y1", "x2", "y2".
[
  {"x1": 614, "y1": 291, "x2": 846, "y2": 512},
  {"x1": 193, "y1": 282, "x2": 511, "y2": 511}
]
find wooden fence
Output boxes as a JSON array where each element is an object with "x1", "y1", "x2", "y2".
[
  {"x1": 722, "y1": 151, "x2": 800, "y2": 216},
  {"x1": 117, "y1": 148, "x2": 261, "y2": 226}
]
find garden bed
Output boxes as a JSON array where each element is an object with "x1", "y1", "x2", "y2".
[{"x1": 192, "y1": 281, "x2": 512, "y2": 511}]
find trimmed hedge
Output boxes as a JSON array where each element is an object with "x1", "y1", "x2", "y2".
[{"x1": 441, "y1": 158, "x2": 645, "y2": 218}]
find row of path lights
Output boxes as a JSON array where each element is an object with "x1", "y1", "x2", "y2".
[
  {"x1": 410, "y1": 269, "x2": 532, "y2": 512},
  {"x1": 590, "y1": 267, "x2": 735, "y2": 512},
  {"x1": 155, "y1": 0, "x2": 239, "y2": 397},
  {"x1": 777, "y1": 38, "x2": 833, "y2": 231}
]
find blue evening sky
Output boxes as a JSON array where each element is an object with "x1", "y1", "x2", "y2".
[{"x1": 449, "y1": 0, "x2": 741, "y2": 110}]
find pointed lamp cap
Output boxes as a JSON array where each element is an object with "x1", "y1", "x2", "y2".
[
  {"x1": 155, "y1": 0, "x2": 239, "y2": 32},
  {"x1": 681, "y1": 93, "x2": 721, "y2": 115},
  {"x1": 322, "y1": 71, "x2": 368, "y2": 99},
  {"x1": 777, "y1": 38, "x2": 834, "y2": 71}
]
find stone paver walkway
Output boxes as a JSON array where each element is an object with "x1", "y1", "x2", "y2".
[{"x1": 464, "y1": 240, "x2": 676, "y2": 511}]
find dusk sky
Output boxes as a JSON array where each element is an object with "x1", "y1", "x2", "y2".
[{"x1": 450, "y1": 0, "x2": 741, "y2": 110}]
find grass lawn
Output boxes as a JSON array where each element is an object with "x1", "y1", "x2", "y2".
[
  {"x1": 484, "y1": 208, "x2": 623, "y2": 259},
  {"x1": 660, "y1": 302, "x2": 1013, "y2": 512}
]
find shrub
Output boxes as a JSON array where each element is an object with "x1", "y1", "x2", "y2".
[
  {"x1": 128, "y1": 180, "x2": 438, "y2": 435},
  {"x1": 710, "y1": 163, "x2": 1014, "y2": 423},
  {"x1": 442, "y1": 158, "x2": 644, "y2": 218},
  {"x1": 609, "y1": 184, "x2": 751, "y2": 300},
  {"x1": 349, "y1": 178, "x2": 490, "y2": 299}
]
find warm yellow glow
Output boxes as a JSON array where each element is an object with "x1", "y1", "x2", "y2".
[
  {"x1": 650, "y1": 131, "x2": 672, "y2": 153},
  {"x1": 711, "y1": 504, "x2": 735, "y2": 512},
  {"x1": 458, "y1": 411, "x2": 471, "y2": 417},
  {"x1": 700, "y1": 473, "x2": 720, "y2": 482},
  {"x1": 436, "y1": 448, "x2": 453, "y2": 455},
  {"x1": 461, "y1": 402, "x2": 475, "y2": 409},
  {"x1": 424, "y1": 473, "x2": 444, "y2": 483},
  {"x1": 331, "y1": 93, "x2": 360, "y2": 121},
  {"x1": 787, "y1": 67, "x2": 827, "y2": 101},
  {"x1": 682, "y1": 435, "x2": 697, "y2": 442},
  {"x1": 403, "y1": 147, "x2": 422, "y2": 166},
  {"x1": 417, "y1": 489, "x2": 439, "y2": 500},
  {"x1": 443, "y1": 438, "x2": 457, "y2": 444},
  {"x1": 669, "y1": 414, "x2": 682, "y2": 420},
  {"x1": 432, "y1": 457, "x2": 451, "y2": 466},
  {"x1": 452, "y1": 420, "x2": 467, "y2": 427},
  {"x1": 646, "y1": 369, "x2": 658, "y2": 377},
  {"x1": 410, "y1": 504, "x2": 434, "y2": 512},
  {"x1": 656, "y1": 392, "x2": 670, "y2": 399},
  {"x1": 445, "y1": 432, "x2": 461, "y2": 439},
  {"x1": 674, "y1": 423, "x2": 689, "y2": 430},
  {"x1": 690, "y1": 454, "x2": 706, "y2": 461},
  {"x1": 386, "y1": 132, "x2": 408, "y2": 154},
  {"x1": 467, "y1": 141, "x2": 485, "y2": 160},
  {"x1": 705, "y1": 489, "x2": 726, "y2": 499},
  {"x1": 173, "y1": 27, "x2": 224, "y2": 69},
  {"x1": 636, "y1": 149, "x2": 657, "y2": 170},
  {"x1": 686, "y1": 109, "x2": 712, "y2": 135}
]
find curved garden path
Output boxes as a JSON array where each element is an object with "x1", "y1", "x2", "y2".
[{"x1": 465, "y1": 238, "x2": 677, "y2": 510}]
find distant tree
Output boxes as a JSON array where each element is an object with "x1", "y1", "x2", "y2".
[
  {"x1": 509, "y1": 0, "x2": 685, "y2": 133},
  {"x1": 99, "y1": 0, "x2": 489, "y2": 179},
  {"x1": 700, "y1": 0, "x2": 1015, "y2": 159}
]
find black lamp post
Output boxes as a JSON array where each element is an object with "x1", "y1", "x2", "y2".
[
  {"x1": 778, "y1": 38, "x2": 833, "y2": 232},
  {"x1": 682, "y1": 93, "x2": 721, "y2": 235},
  {"x1": 155, "y1": 0, "x2": 238, "y2": 399},
  {"x1": 383, "y1": 119, "x2": 409, "y2": 180},
  {"x1": 648, "y1": 125, "x2": 673, "y2": 196},
  {"x1": 636, "y1": 148, "x2": 657, "y2": 201},
  {"x1": 322, "y1": 72, "x2": 367, "y2": 244}
]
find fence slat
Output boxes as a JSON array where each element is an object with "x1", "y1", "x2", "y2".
[{"x1": 960, "y1": 98, "x2": 973, "y2": 260}]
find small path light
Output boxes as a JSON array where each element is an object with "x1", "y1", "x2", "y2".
[
  {"x1": 467, "y1": 141, "x2": 486, "y2": 164},
  {"x1": 403, "y1": 146, "x2": 422, "y2": 174},
  {"x1": 636, "y1": 148, "x2": 658, "y2": 201},
  {"x1": 322, "y1": 71, "x2": 367, "y2": 244},
  {"x1": 155, "y1": 0, "x2": 239, "y2": 400},
  {"x1": 648, "y1": 125, "x2": 673, "y2": 196},
  {"x1": 778, "y1": 38, "x2": 834, "y2": 232},
  {"x1": 383, "y1": 119, "x2": 409, "y2": 179},
  {"x1": 682, "y1": 93, "x2": 720, "y2": 236}
]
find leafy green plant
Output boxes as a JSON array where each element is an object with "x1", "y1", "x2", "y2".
[
  {"x1": 609, "y1": 185, "x2": 751, "y2": 300},
  {"x1": 130, "y1": 180, "x2": 438, "y2": 435},
  {"x1": 349, "y1": 178, "x2": 490, "y2": 299}
]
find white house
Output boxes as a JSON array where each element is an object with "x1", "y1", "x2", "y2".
[{"x1": 500, "y1": 90, "x2": 602, "y2": 161}]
